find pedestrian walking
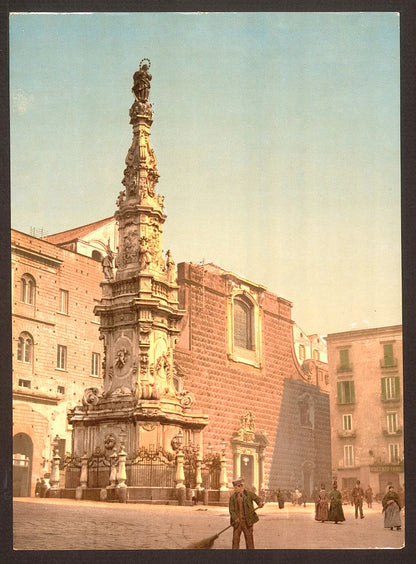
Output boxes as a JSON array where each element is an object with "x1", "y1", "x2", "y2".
[
  {"x1": 328, "y1": 482, "x2": 345, "y2": 524},
  {"x1": 228, "y1": 477, "x2": 264, "y2": 549},
  {"x1": 276, "y1": 489, "x2": 285, "y2": 509},
  {"x1": 351, "y1": 480, "x2": 365, "y2": 519},
  {"x1": 365, "y1": 485, "x2": 373, "y2": 509},
  {"x1": 382, "y1": 485, "x2": 402, "y2": 531},
  {"x1": 315, "y1": 484, "x2": 330, "y2": 522},
  {"x1": 34, "y1": 478, "x2": 41, "y2": 497}
]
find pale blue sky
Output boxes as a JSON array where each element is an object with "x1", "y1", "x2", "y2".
[{"x1": 10, "y1": 12, "x2": 401, "y2": 335}]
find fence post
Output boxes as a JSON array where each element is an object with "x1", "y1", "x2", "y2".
[
  {"x1": 109, "y1": 449, "x2": 118, "y2": 487},
  {"x1": 175, "y1": 447, "x2": 186, "y2": 505},
  {"x1": 117, "y1": 445, "x2": 127, "y2": 503},
  {"x1": 75, "y1": 452, "x2": 88, "y2": 500},
  {"x1": 79, "y1": 452, "x2": 88, "y2": 488},
  {"x1": 49, "y1": 448, "x2": 61, "y2": 497},
  {"x1": 219, "y1": 450, "x2": 229, "y2": 503},
  {"x1": 195, "y1": 452, "x2": 203, "y2": 491}
]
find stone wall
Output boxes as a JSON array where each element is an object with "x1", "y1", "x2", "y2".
[
  {"x1": 267, "y1": 379, "x2": 331, "y2": 496},
  {"x1": 175, "y1": 261, "x2": 330, "y2": 490}
]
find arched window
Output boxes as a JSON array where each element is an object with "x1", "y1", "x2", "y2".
[
  {"x1": 20, "y1": 274, "x2": 36, "y2": 305},
  {"x1": 313, "y1": 349, "x2": 320, "y2": 361},
  {"x1": 234, "y1": 297, "x2": 253, "y2": 350},
  {"x1": 17, "y1": 332, "x2": 33, "y2": 363},
  {"x1": 91, "y1": 250, "x2": 103, "y2": 261},
  {"x1": 299, "y1": 344, "x2": 306, "y2": 361}
]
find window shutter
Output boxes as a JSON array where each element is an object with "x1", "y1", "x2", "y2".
[
  {"x1": 337, "y1": 382, "x2": 342, "y2": 404},
  {"x1": 350, "y1": 381, "x2": 355, "y2": 403},
  {"x1": 384, "y1": 344, "x2": 394, "y2": 366},
  {"x1": 340, "y1": 349, "x2": 349, "y2": 368},
  {"x1": 394, "y1": 377, "x2": 400, "y2": 399},
  {"x1": 381, "y1": 378, "x2": 386, "y2": 400}
]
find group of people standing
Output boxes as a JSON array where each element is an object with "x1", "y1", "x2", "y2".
[
  {"x1": 315, "y1": 480, "x2": 402, "y2": 530},
  {"x1": 315, "y1": 481, "x2": 345, "y2": 523}
]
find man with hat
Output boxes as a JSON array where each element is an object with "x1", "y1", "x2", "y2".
[
  {"x1": 351, "y1": 479, "x2": 365, "y2": 519},
  {"x1": 229, "y1": 477, "x2": 264, "y2": 549}
]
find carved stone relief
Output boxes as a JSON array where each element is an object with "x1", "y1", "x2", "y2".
[{"x1": 123, "y1": 224, "x2": 140, "y2": 263}]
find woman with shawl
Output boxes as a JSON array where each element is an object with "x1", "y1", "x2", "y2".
[
  {"x1": 315, "y1": 484, "x2": 330, "y2": 522},
  {"x1": 382, "y1": 485, "x2": 402, "y2": 530},
  {"x1": 328, "y1": 481, "x2": 346, "y2": 524}
]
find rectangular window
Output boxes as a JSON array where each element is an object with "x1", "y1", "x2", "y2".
[
  {"x1": 387, "y1": 412, "x2": 398, "y2": 433},
  {"x1": 91, "y1": 352, "x2": 100, "y2": 377},
  {"x1": 18, "y1": 379, "x2": 31, "y2": 388},
  {"x1": 57, "y1": 385, "x2": 65, "y2": 395},
  {"x1": 344, "y1": 445, "x2": 354, "y2": 467},
  {"x1": 337, "y1": 381, "x2": 355, "y2": 404},
  {"x1": 299, "y1": 344, "x2": 305, "y2": 361},
  {"x1": 343, "y1": 414, "x2": 352, "y2": 431},
  {"x1": 59, "y1": 289, "x2": 69, "y2": 314},
  {"x1": 383, "y1": 344, "x2": 394, "y2": 366},
  {"x1": 57, "y1": 345, "x2": 67, "y2": 370},
  {"x1": 339, "y1": 349, "x2": 350, "y2": 370},
  {"x1": 389, "y1": 444, "x2": 400, "y2": 463},
  {"x1": 381, "y1": 377, "x2": 400, "y2": 400}
]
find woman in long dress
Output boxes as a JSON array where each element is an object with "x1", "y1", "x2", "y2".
[
  {"x1": 315, "y1": 484, "x2": 330, "y2": 522},
  {"x1": 328, "y1": 482, "x2": 346, "y2": 523},
  {"x1": 382, "y1": 486, "x2": 401, "y2": 530}
]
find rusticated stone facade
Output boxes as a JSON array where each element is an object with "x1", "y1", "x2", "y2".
[{"x1": 174, "y1": 261, "x2": 331, "y2": 496}]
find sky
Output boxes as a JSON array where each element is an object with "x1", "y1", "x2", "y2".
[{"x1": 9, "y1": 12, "x2": 401, "y2": 336}]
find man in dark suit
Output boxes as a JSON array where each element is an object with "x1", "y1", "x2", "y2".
[{"x1": 351, "y1": 479, "x2": 365, "y2": 519}]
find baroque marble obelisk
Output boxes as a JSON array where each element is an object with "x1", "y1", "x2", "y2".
[{"x1": 68, "y1": 61, "x2": 208, "y2": 490}]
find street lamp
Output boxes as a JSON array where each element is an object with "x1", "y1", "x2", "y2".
[
  {"x1": 52, "y1": 434, "x2": 60, "y2": 454},
  {"x1": 221, "y1": 439, "x2": 226, "y2": 454},
  {"x1": 177, "y1": 429, "x2": 183, "y2": 447}
]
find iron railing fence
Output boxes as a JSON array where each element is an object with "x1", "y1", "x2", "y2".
[{"x1": 127, "y1": 446, "x2": 176, "y2": 488}]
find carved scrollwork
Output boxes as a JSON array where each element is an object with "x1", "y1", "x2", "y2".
[
  {"x1": 82, "y1": 387, "x2": 101, "y2": 406},
  {"x1": 177, "y1": 390, "x2": 195, "y2": 408}
]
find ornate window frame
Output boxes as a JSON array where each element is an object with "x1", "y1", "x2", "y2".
[
  {"x1": 20, "y1": 274, "x2": 36, "y2": 305},
  {"x1": 227, "y1": 286, "x2": 263, "y2": 368},
  {"x1": 17, "y1": 331, "x2": 34, "y2": 364}
]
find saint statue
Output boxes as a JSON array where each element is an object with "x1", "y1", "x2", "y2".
[{"x1": 133, "y1": 59, "x2": 152, "y2": 102}]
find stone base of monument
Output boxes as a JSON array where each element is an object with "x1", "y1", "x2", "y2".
[{"x1": 58, "y1": 486, "x2": 229, "y2": 505}]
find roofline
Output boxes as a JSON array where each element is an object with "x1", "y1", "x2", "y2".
[
  {"x1": 326, "y1": 324, "x2": 402, "y2": 340},
  {"x1": 45, "y1": 216, "x2": 115, "y2": 239}
]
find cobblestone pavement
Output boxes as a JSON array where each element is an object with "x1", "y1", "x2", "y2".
[{"x1": 13, "y1": 498, "x2": 405, "y2": 551}]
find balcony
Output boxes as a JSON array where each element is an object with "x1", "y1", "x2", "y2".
[
  {"x1": 382, "y1": 428, "x2": 403, "y2": 437},
  {"x1": 380, "y1": 358, "x2": 398, "y2": 369},
  {"x1": 337, "y1": 364, "x2": 353, "y2": 374},
  {"x1": 337, "y1": 430, "x2": 357, "y2": 439}
]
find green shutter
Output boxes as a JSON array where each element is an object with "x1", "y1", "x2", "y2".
[
  {"x1": 350, "y1": 381, "x2": 355, "y2": 403},
  {"x1": 394, "y1": 377, "x2": 400, "y2": 399},
  {"x1": 384, "y1": 344, "x2": 394, "y2": 366},
  {"x1": 340, "y1": 349, "x2": 349, "y2": 369},
  {"x1": 337, "y1": 382, "x2": 342, "y2": 404},
  {"x1": 381, "y1": 378, "x2": 386, "y2": 400}
]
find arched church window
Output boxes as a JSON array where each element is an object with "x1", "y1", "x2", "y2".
[
  {"x1": 234, "y1": 297, "x2": 254, "y2": 350},
  {"x1": 17, "y1": 332, "x2": 33, "y2": 363},
  {"x1": 91, "y1": 250, "x2": 103, "y2": 261},
  {"x1": 20, "y1": 274, "x2": 36, "y2": 305}
]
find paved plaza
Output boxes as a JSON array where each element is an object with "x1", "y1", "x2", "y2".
[{"x1": 12, "y1": 497, "x2": 405, "y2": 552}]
